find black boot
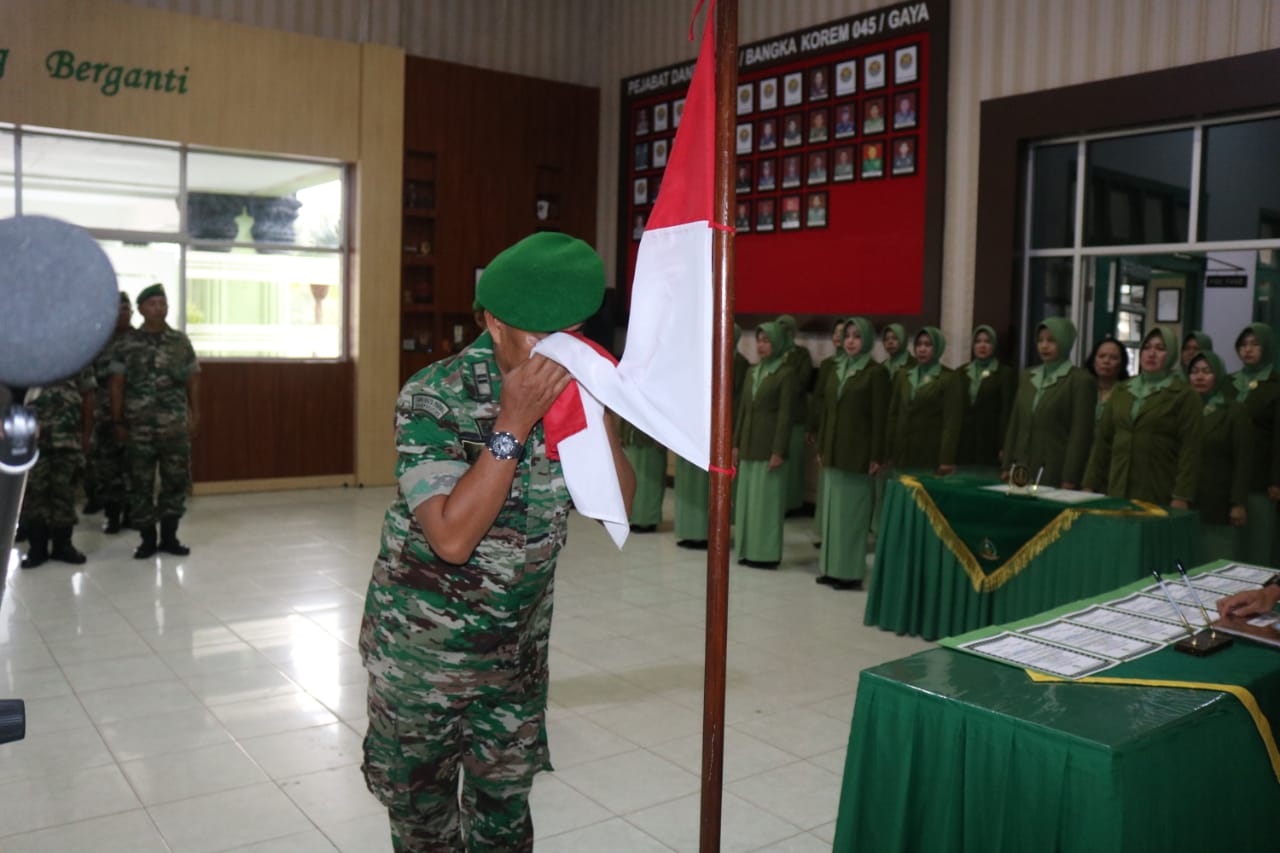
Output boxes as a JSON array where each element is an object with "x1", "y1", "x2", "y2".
[
  {"x1": 103, "y1": 503, "x2": 122, "y2": 534},
  {"x1": 20, "y1": 523, "x2": 49, "y2": 569},
  {"x1": 14, "y1": 522, "x2": 26, "y2": 544},
  {"x1": 159, "y1": 517, "x2": 190, "y2": 556},
  {"x1": 50, "y1": 527, "x2": 87, "y2": 565},
  {"x1": 134, "y1": 525, "x2": 158, "y2": 559},
  {"x1": 121, "y1": 504, "x2": 135, "y2": 530}
]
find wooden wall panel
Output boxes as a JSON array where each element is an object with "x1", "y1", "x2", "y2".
[{"x1": 191, "y1": 361, "x2": 354, "y2": 481}]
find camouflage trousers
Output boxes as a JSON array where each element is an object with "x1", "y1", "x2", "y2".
[
  {"x1": 362, "y1": 659, "x2": 550, "y2": 853},
  {"x1": 127, "y1": 434, "x2": 191, "y2": 527},
  {"x1": 20, "y1": 447, "x2": 85, "y2": 527},
  {"x1": 87, "y1": 421, "x2": 129, "y2": 505}
]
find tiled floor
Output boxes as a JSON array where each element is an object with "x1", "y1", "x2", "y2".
[{"x1": 0, "y1": 488, "x2": 930, "y2": 851}]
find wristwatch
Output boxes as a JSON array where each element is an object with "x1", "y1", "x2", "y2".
[{"x1": 486, "y1": 430, "x2": 525, "y2": 462}]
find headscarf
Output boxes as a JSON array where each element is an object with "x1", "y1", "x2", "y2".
[
  {"x1": 1187, "y1": 351, "x2": 1228, "y2": 413},
  {"x1": 1233, "y1": 323, "x2": 1275, "y2": 401},
  {"x1": 733, "y1": 323, "x2": 742, "y2": 347},
  {"x1": 964, "y1": 324, "x2": 999, "y2": 404},
  {"x1": 1126, "y1": 326, "x2": 1178, "y2": 419},
  {"x1": 908, "y1": 326, "x2": 946, "y2": 399},
  {"x1": 752, "y1": 321, "x2": 787, "y2": 393},
  {"x1": 776, "y1": 314, "x2": 798, "y2": 352},
  {"x1": 838, "y1": 316, "x2": 875, "y2": 392},
  {"x1": 1030, "y1": 317, "x2": 1077, "y2": 410},
  {"x1": 1178, "y1": 331, "x2": 1214, "y2": 375},
  {"x1": 829, "y1": 319, "x2": 850, "y2": 369},
  {"x1": 882, "y1": 322, "x2": 910, "y2": 375}
]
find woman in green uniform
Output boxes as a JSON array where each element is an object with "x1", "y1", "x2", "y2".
[
  {"x1": 815, "y1": 317, "x2": 887, "y2": 589},
  {"x1": 1003, "y1": 318, "x2": 1094, "y2": 488},
  {"x1": 881, "y1": 323, "x2": 914, "y2": 377},
  {"x1": 1178, "y1": 331, "x2": 1213, "y2": 377},
  {"x1": 885, "y1": 327, "x2": 962, "y2": 474},
  {"x1": 733, "y1": 322, "x2": 795, "y2": 568},
  {"x1": 956, "y1": 324, "x2": 1014, "y2": 477},
  {"x1": 1085, "y1": 335, "x2": 1129, "y2": 421},
  {"x1": 809, "y1": 319, "x2": 848, "y2": 544},
  {"x1": 1231, "y1": 323, "x2": 1280, "y2": 564},
  {"x1": 621, "y1": 421, "x2": 666, "y2": 533},
  {"x1": 776, "y1": 315, "x2": 814, "y2": 516},
  {"x1": 1187, "y1": 350, "x2": 1251, "y2": 562},
  {"x1": 1083, "y1": 326, "x2": 1201, "y2": 506}
]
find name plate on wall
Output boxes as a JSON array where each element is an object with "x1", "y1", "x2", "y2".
[{"x1": 617, "y1": 0, "x2": 949, "y2": 319}]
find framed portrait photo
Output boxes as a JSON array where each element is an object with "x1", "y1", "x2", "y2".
[
  {"x1": 783, "y1": 71, "x2": 803, "y2": 106},
  {"x1": 757, "y1": 117, "x2": 778, "y2": 151},
  {"x1": 808, "y1": 65, "x2": 830, "y2": 101},
  {"x1": 895, "y1": 44, "x2": 920, "y2": 84},
  {"x1": 780, "y1": 194, "x2": 802, "y2": 230},
  {"x1": 633, "y1": 177, "x2": 649, "y2": 205},
  {"x1": 835, "y1": 58, "x2": 858, "y2": 96},
  {"x1": 782, "y1": 112, "x2": 804, "y2": 148},
  {"x1": 806, "y1": 191, "x2": 828, "y2": 229},
  {"x1": 634, "y1": 141, "x2": 651, "y2": 171},
  {"x1": 807, "y1": 150, "x2": 828, "y2": 186},
  {"x1": 833, "y1": 145, "x2": 856, "y2": 182},
  {"x1": 758, "y1": 76, "x2": 779, "y2": 111},
  {"x1": 653, "y1": 102, "x2": 670, "y2": 132},
  {"x1": 673, "y1": 98, "x2": 686, "y2": 127},
  {"x1": 650, "y1": 173, "x2": 663, "y2": 201},
  {"x1": 630, "y1": 211, "x2": 647, "y2": 242},
  {"x1": 833, "y1": 102, "x2": 857, "y2": 139},
  {"x1": 892, "y1": 89, "x2": 918, "y2": 130},
  {"x1": 737, "y1": 82, "x2": 754, "y2": 115},
  {"x1": 890, "y1": 135, "x2": 917, "y2": 176},
  {"x1": 863, "y1": 96, "x2": 887, "y2": 135},
  {"x1": 864, "y1": 52, "x2": 887, "y2": 90},
  {"x1": 635, "y1": 106, "x2": 651, "y2": 136},
  {"x1": 860, "y1": 141, "x2": 884, "y2": 179},
  {"x1": 735, "y1": 161, "x2": 753, "y2": 194},
  {"x1": 781, "y1": 154, "x2": 803, "y2": 189},
  {"x1": 807, "y1": 107, "x2": 829, "y2": 143},
  {"x1": 755, "y1": 198, "x2": 776, "y2": 232},
  {"x1": 734, "y1": 201, "x2": 752, "y2": 233},
  {"x1": 735, "y1": 122, "x2": 753, "y2": 155},
  {"x1": 756, "y1": 157, "x2": 777, "y2": 191},
  {"x1": 652, "y1": 138, "x2": 669, "y2": 168}
]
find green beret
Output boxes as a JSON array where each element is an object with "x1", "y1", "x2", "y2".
[
  {"x1": 136, "y1": 283, "x2": 166, "y2": 305},
  {"x1": 474, "y1": 233, "x2": 604, "y2": 332},
  {"x1": 119, "y1": 292, "x2": 131, "y2": 305}
]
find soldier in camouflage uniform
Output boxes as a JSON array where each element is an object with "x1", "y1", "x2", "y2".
[
  {"x1": 360, "y1": 233, "x2": 634, "y2": 852},
  {"x1": 85, "y1": 291, "x2": 134, "y2": 532},
  {"x1": 110, "y1": 283, "x2": 201, "y2": 559},
  {"x1": 19, "y1": 368, "x2": 96, "y2": 568}
]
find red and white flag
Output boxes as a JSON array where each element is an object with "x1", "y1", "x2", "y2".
[{"x1": 534, "y1": 4, "x2": 716, "y2": 547}]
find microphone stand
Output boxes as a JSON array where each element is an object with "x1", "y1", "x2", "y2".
[{"x1": 0, "y1": 391, "x2": 35, "y2": 744}]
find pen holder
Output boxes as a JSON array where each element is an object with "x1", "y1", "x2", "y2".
[{"x1": 1174, "y1": 629, "x2": 1233, "y2": 656}]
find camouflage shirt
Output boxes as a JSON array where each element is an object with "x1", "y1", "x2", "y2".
[
  {"x1": 92, "y1": 331, "x2": 129, "y2": 422},
  {"x1": 111, "y1": 326, "x2": 199, "y2": 438},
  {"x1": 29, "y1": 369, "x2": 96, "y2": 450},
  {"x1": 360, "y1": 331, "x2": 573, "y2": 675}
]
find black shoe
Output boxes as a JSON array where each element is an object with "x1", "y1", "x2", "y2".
[
  {"x1": 82, "y1": 499, "x2": 104, "y2": 515},
  {"x1": 829, "y1": 579, "x2": 864, "y2": 591},
  {"x1": 629, "y1": 524, "x2": 658, "y2": 534},
  {"x1": 812, "y1": 541, "x2": 822, "y2": 549},
  {"x1": 15, "y1": 523, "x2": 27, "y2": 544},
  {"x1": 159, "y1": 517, "x2": 190, "y2": 556},
  {"x1": 103, "y1": 503, "x2": 122, "y2": 535},
  {"x1": 134, "y1": 525, "x2": 158, "y2": 559},
  {"x1": 50, "y1": 528, "x2": 86, "y2": 565},
  {"x1": 815, "y1": 575, "x2": 835, "y2": 585},
  {"x1": 20, "y1": 523, "x2": 49, "y2": 569},
  {"x1": 677, "y1": 539, "x2": 708, "y2": 550},
  {"x1": 741, "y1": 559, "x2": 779, "y2": 570}
]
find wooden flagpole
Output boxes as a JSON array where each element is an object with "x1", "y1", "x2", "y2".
[{"x1": 700, "y1": 0, "x2": 737, "y2": 850}]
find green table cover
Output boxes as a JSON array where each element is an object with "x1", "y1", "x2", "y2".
[
  {"x1": 834, "y1": 646, "x2": 1280, "y2": 853},
  {"x1": 864, "y1": 475, "x2": 1199, "y2": 640}
]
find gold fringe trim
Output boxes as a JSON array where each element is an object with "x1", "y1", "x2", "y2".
[
  {"x1": 1026, "y1": 670, "x2": 1280, "y2": 784},
  {"x1": 898, "y1": 476, "x2": 1168, "y2": 593}
]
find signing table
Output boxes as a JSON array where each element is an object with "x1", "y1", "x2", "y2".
[
  {"x1": 864, "y1": 474, "x2": 1199, "y2": 640},
  {"x1": 836, "y1": 563, "x2": 1280, "y2": 853}
]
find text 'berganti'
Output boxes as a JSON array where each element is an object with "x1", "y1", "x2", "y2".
[{"x1": 44, "y1": 50, "x2": 189, "y2": 96}]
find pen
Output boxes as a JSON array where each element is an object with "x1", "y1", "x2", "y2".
[
  {"x1": 1174, "y1": 560, "x2": 1215, "y2": 629},
  {"x1": 1150, "y1": 569, "x2": 1197, "y2": 638}
]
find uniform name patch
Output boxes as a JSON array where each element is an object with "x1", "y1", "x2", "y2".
[{"x1": 412, "y1": 394, "x2": 450, "y2": 420}]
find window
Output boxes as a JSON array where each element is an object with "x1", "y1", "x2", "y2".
[
  {"x1": 1200, "y1": 116, "x2": 1280, "y2": 242},
  {"x1": 6, "y1": 126, "x2": 347, "y2": 360},
  {"x1": 1084, "y1": 129, "x2": 1192, "y2": 246},
  {"x1": 1029, "y1": 143, "x2": 1077, "y2": 249}
]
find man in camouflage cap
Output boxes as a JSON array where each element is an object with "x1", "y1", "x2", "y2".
[
  {"x1": 18, "y1": 368, "x2": 96, "y2": 568},
  {"x1": 110, "y1": 283, "x2": 201, "y2": 559},
  {"x1": 85, "y1": 291, "x2": 135, "y2": 532},
  {"x1": 359, "y1": 232, "x2": 635, "y2": 852}
]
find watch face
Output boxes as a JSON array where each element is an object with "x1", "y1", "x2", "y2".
[{"x1": 489, "y1": 431, "x2": 521, "y2": 460}]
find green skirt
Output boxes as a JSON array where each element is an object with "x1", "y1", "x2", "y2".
[
  {"x1": 624, "y1": 445, "x2": 666, "y2": 527},
  {"x1": 1242, "y1": 492, "x2": 1277, "y2": 566},
  {"x1": 813, "y1": 466, "x2": 826, "y2": 539},
  {"x1": 674, "y1": 457, "x2": 709, "y2": 540},
  {"x1": 735, "y1": 459, "x2": 785, "y2": 562},
  {"x1": 786, "y1": 424, "x2": 806, "y2": 511},
  {"x1": 819, "y1": 469, "x2": 873, "y2": 581}
]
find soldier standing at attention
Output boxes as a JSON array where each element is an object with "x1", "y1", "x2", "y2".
[
  {"x1": 110, "y1": 283, "x2": 201, "y2": 559},
  {"x1": 359, "y1": 233, "x2": 635, "y2": 853},
  {"x1": 18, "y1": 369, "x2": 96, "y2": 568},
  {"x1": 85, "y1": 291, "x2": 134, "y2": 533}
]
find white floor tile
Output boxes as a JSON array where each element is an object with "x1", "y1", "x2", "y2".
[
  {"x1": 555, "y1": 749, "x2": 700, "y2": 814},
  {"x1": 0, "y1": 763, "x2": 140, "y2": 837},
  {"x1": 147, "y1": 782, "x2": 313, "y2": 853},
  {"x1": 530, "y1": 772, "x2": 613, "y2": 838},
  {"x1": 120, "y1": 741, "x2": 269, "y2": 805},
  {"x1": 727, "y1": 760, "x2": 844, "y2": 830},
  {"x1": 536, "y1": 817, "x2": 676, "y2": 852},
  {"x1": 0, "y1": 809, "x2": 171, "y2": 853},
  {"x1": 239, "y1": 722, "x2": 364, "y2": 780},
  {"x1": 627, "y1": 791, "x2": 802, "y2": 853},
  {"x1": 208, "y1": 691, "x2": 338, "y2": 740}
]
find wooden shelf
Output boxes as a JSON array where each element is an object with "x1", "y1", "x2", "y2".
[
  {"x1": 402, "y1": 255, "x2": 436, "y2": 266},
  {"x1": 402, "y1": 303, "x2": 434, "y2": 314},
  {"x1": 404, "y1": 207, "x2": 436, "y2": 218}
]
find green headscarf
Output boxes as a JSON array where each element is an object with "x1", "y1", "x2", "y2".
[
  {"x1": 1030, "y1": 317, "x2": 1077, "y2": 410},
  {"x1": 776, "y1": 314, "x2": 798, "y2": 352},
  {"x1": 1188, "y1": 350, "x2": 1228, "y2": 413},
  {"x1": 734, "y1": 323, "x2": 742, "y2": 347},
  {"x1": 1233, "y1": 323, "x2": 1275, "y2": 400},
  {"x1": 883, "y1": 322, "x2": 910, "y2": 374},
  {"x1": 908, "y1": 326, "x2": 946, "y2": 399},
  {"x1": 1126, "y1": 326, "x2": 1178, "y2": 418},
  {"x1": 1178, "y1": 331, "x2": 1214, "y2": 375},
  {"x1": 838, "y1": 316, "x2": 875, "y2": 391},
  {"x1": 752, "y1": 321, "x2": 787, "y2": 393},
  {"x1": 964, "y1": 324, "x2": 999, "y2": 404}
]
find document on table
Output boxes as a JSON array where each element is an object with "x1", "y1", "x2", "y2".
[
  {"x1": 961, "y1": 633, "x2": 1114, "y2": 679},
  {"x1": 1066, "y1": 606, "x2": 1189, "y2": 643},
  {"x1": 1184, "y1": 574, "x2": 1259, "y2": 596},
  {"x1": 1110, "y1": 593, "x2": 1211, "y2": 627},
  {"x1": 1023, "y1": 619, "x2": 1162, "y2": 660},
  {"x1": 977, "y1": 484, "x2": 1106, "y2": 504},
  {"x1": 1142, "y1": 582, "x2": 1229, "y2": 610},
  {"x1": 1213, "y1": 563, "x2": 1276, "y2": 585}
]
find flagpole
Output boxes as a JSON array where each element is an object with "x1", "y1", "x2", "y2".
[{"x1": 700, "y1": 0, "x2": 736, "y2": 850}]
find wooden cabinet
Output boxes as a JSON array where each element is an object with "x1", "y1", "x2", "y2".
[{"x1": 399, "y1": 149, "x2": 438, "y2": 383}]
